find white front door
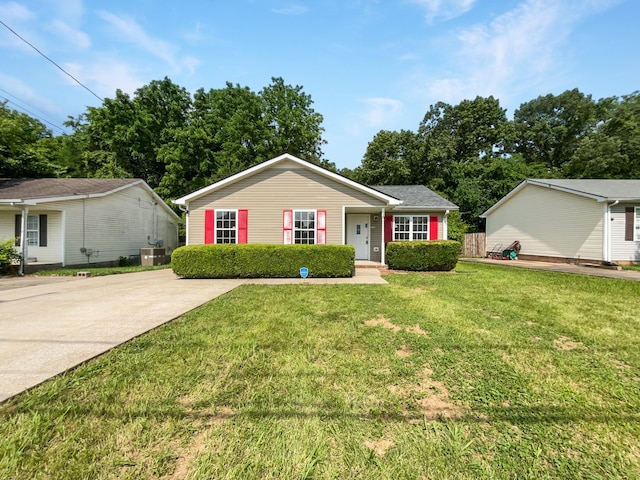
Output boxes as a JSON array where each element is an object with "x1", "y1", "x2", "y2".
[{"x1": 347, "y1": 214, "x2": 370, "y2": 260}]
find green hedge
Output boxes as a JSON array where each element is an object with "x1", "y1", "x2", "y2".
[
  {"x1": 171, "y1": 244, "x2": 355, "y2": 278},
  {"x1": 386, "y1": 240, "x2": 461, "y2": 271}
]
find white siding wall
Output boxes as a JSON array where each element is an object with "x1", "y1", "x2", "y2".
[
  {"x1": 1, "y1": 185, "x2": 179, "y2": 266},
  {"x1": 610, "y1": 203, "x2": 640, "y2": 262},
  {"x1": 0, "y1": 210, "x2": 63, "y2": 263},
  {"x1": 188, "y1": 160, "x2": 386, "y2": 245},
  {"x1": 0, "y1": 212, "x2": 17, "y2": 243},
  {"x1": 48, "y1": 185, "x2": 178, "y2": 265},
  {"x1": 486, "y1": 184, "x2": 604, "y2": 261}
]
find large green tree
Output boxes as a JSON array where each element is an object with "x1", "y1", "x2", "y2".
[
  {"x1": 564, "y1": 92, "x2": 640, "y2": 178},
  {"x1": 0, "y1": 102, "x2": 61, "y2": 177},
  {"x1": 155, "y1": 78, "x2": 327, "y2": 200},
  {"x1": 66, "y1": 76, "x2": 327, "y2": 201},
  {"x1": 513, "y1": 88, "x2": 600, "y2": 173},
  {"x1": 415, "y1": 96, "x2": 518, "y2": 228},
  {"x1": 68, "y1": 77, "x2": 192, "y2": 185},
  {"x1": 353, "y1": 130, "x2": 419, "y2": 185}
]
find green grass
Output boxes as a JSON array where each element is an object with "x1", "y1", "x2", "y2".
[
  {"x1": 622, "y1": 264, "x2": 640, "y2": 271},
  {"x1": 34, "y1": 264, "x2": 171, "y2": 276},
  {"x1": 1, "y1": 263, "x2": 639, "y2": 479}
]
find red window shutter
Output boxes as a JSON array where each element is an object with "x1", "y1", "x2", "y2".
[
  {"x1": 317, "y1": 210, "x2": 327, "y2": 244},
  {"x1": 238, "y1": 209, "x2": 248, "y2": 244},
  {"x1": 283, "y1": 210, "x2": 293, "y2": 244},
  {"x1": 429, "y1": 215, "x2": 438, "y2": 240},
  {"x1": 384, "y1": 215, "x2": 394, "y2": 242},
  {"x1": 204, "y1": 210, "x2": 215, "y2": 244},
  {"x1": 625, "y1": 207, "x2": 634, "y2": 241}
]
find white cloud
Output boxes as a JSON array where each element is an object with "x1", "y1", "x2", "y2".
[
  {"x1": 47, "y1": 19, "x2": 91, "y2": 50},
  {"x1": 64, "y1": 58, "x2": 144, "y2": 98},
  {"x1": 272, "y1": 4, "x2": 310, "y2": 15},
  {"x1": 48, "y1": 0, "x2": 84, "y2": 25},
  {"x1": 0, "y1": 1, "x2": 34, "y2": 22},
  {"x1": 409, "y1": 0, "x2": 477, "y2": 22},
  {"x1": 361, "y1": 97, "x2": 403, "y2": 127},
  {"x1": 0, "y1": 73, "x2": 58, "y2": 113},
  {"x1": 97, "y1": 11, "x2": 195, "y2": 73},
  {"x1": 413, "y1": 0, "x2": 622, "y2": 108}
]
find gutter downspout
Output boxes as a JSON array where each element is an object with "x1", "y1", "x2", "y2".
[
  {"x1": 19, "y1": 206, "x2": 28, "y2": 276},
  {"x1": 443, "y1": 210, "x2": 450, "y2": 240}
]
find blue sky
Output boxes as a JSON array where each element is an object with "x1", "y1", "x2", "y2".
[{"x1": 1, "y1": 0, "x2": 638, "y2": 170}]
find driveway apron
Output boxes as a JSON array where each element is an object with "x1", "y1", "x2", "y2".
[{"x1": 0, "y1": 269, "x2": 243, "y2": 402}]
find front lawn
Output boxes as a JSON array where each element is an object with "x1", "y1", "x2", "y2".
[{"x1": 1, "y1": 264, "x2": 638, "y2": 479}]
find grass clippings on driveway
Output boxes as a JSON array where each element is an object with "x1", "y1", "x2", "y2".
[{"x1": 1, "y1": 263, "x2": 639, "y2": 479}]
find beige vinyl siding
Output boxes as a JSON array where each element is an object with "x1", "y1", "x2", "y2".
[
  {"x1": 486, "y1": 184, "x2": 604, "y2": 261},
  {"x1": 188, "y1": 160, "x2": 387, "y2": 245},
  {"x1": 610, "y1": 203, "x2": 640, "y2": 262},
  {"x1": 370, "y1": 214, "x2": 382, "y2": 262}
]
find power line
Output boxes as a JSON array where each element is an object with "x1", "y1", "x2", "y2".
[
  {"x1": 0, "y1": 96, "x2": 66, "y2": 133},
  {"x1": 0, "y1": 88, "x2": 66, "y2": 133},
  {"x1": 0, "y1": 19, "x2": 103, "y2": 102}
]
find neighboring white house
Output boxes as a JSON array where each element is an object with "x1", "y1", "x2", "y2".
[
  {"x1": 0, "y1": 178, "x2": 180, "y2": 271},
  {"x1": 481, "y1": 179, "x2": 640, "y2": 264}
]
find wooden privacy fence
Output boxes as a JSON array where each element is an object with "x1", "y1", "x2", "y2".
[{"x1": 462, "y1": 232, "x2": 486, "y2": 257}]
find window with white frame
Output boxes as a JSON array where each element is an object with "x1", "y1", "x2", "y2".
[
  {"x1": 635, "y1": 207, "x2": 640, "y2": 241},
  {"x1": 26, "y1": 214, "x2": 39, "y2": 246},
  {"x1": 294, "y1": 210, "x2": 315, "y2": 244},
  {"x1": 394, "y1": 215, "x2": 429, "y2": 241},
  {"x1": 216, "y1": 210, "x2": 236, "y2": 244}
]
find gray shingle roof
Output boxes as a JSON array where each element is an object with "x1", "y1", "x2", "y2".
[
  {"x1": 370, "y1": 185, "x2": 458, "y2": 209},
  {"x1": 527, "y1": 179, "x2": 640, "y2": 201},
  {"x1": 0, "y1": 178, "x2": 139, "y2": 201}
]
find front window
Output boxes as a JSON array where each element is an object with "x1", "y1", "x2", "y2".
[
  {"x1": 394, "y1": 215, "x2": 430, "y2": 241},
  {"x1": 216, "y1": 210, "x2": 236, "y2": 244},
  {"x1": 294, "y1": 210, "x2": 315, "y2": 244},
  {"x1": 26, "y1": 215, "x2": 39, "y2": 246}
]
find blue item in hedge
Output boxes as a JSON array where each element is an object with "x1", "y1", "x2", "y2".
[{"x1": 300, "y1": 267, "x2": 309, "y2": 278}]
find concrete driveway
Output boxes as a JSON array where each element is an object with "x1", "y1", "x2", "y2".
[{"x1": 0, "y1": 268, "x2": 386, "y2": 402}]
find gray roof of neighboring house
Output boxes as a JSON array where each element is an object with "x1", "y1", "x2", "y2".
[
  {"x1": 482, "y1": 178, "x2": 640, "y2": 218},
  {"x1": 0, "y1": 178, "x2": 140, "y2": 200},
  {"x1": 370, "y1": 185, "x2": 458, "y2": 210},
  {"x1": 526, "y1": 179, "x2": 640, "y2": 201}
]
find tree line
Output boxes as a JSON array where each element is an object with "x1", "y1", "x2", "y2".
[
  {"x1": 1, "y1": 77, "x2": 329, "y2": 202},
  {"x1": 1, "y1": 78, "x2": 638, "y2": 230},
  {"x1": 347, "y1": 89, "x2": 640, "y2": 229}
]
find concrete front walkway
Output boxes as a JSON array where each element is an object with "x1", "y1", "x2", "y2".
[
  {"x1": 0, "y1": 268, "x2": 386, "y2": 402},
  {"x1": 461, "y1": 257, "x2": 640, "y2": 282}
]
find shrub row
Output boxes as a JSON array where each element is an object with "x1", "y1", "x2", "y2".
[
  {"x1": 386, "y1": 240, "x2": 461, "y2": 271},
  {"x1": 0, "y1": 238, "x2": 21, "y2": 274},
  {"x1": 171, "y1": 244, "x2": 355, "y2": 278}
]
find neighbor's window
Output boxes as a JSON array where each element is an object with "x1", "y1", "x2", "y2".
[
  {"x1": 294, "y1": 210, "x2": 315, "y2": 244},
  {"x1": 26, "y1": 214, "x2": 39, "y2": 246},
  {"x1": 636, "y1": 207, "x2": 640, "y2": 241},
  {"x1": 216, "y1": 210, "x2": 236, "y2": 244},
  {"x1": 394, "y1": 215, "x2": 429, "y2": 241}
]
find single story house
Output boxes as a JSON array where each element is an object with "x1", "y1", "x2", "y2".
[
  {"x1": 0, "y1": 178, "x2": 180, "y2": 272},
  {"x1": 173, "y1": 153, "x2": 458, "y2": 264},
  {"x1": 481, "y1": 179, "x2": 640, "y2": 264}
]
